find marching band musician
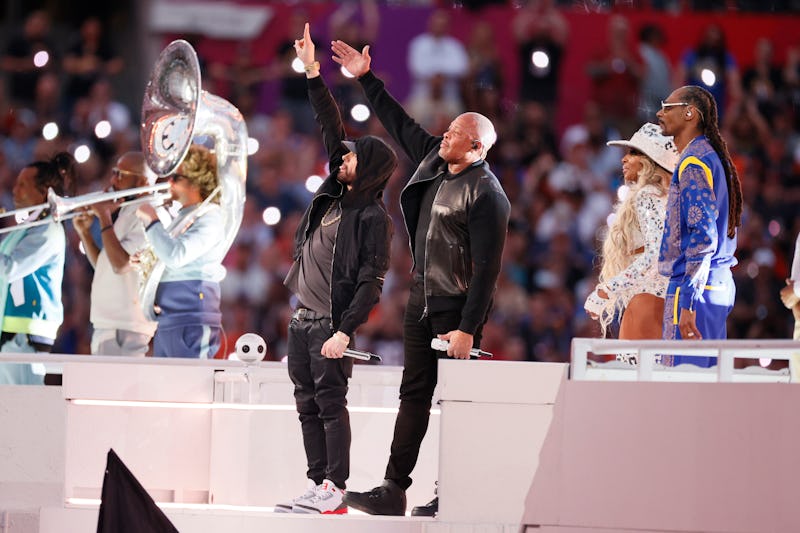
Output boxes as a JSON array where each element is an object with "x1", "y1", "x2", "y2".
[
  {"x1": 0, "y1": 153, "x2": 75, "y2": 383},
  {"x1": 135, "y1": 145, "x2": 226, "y2": 358},
  {"x1": 73, "y1": 152, "x2": 158, "y2": 356}
]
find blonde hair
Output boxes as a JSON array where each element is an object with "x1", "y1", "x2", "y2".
[
  {"x1": 596, "y1": 156, "x2": 669, "y2": 336},
  {"x1": 181, "y1": 145, "x2": 219, "y2": 203}
]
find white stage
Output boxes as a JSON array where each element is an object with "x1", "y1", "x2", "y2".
[
  {"x1": 2, "y1": 339, "x2": 799, "y2": 533},
  {"x1": 1, "y1": 354, "x2": 562, "y2": 533}
]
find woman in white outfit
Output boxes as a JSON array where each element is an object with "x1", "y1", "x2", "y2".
[{"x1": 585, "y1": 123, "x2": 679, "y2": 339}]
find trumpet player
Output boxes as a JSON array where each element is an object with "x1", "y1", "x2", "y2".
[
  {"x1": 73, "y1": 152, "x2": 158, "y2": 356},
  {"x1": 135, "y1": 145, "x2": 225, "y2": 358},
  {"x1": 1, "y1": 153, "x2": 74, "y2": 383}
]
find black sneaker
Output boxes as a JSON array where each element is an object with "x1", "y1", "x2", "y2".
[
  {"x1": 342, "y1": 479, "x2": 406, "y2": 516},
  {"x1": 411, "y1": 496, "x2": 438, "y2": 516}
]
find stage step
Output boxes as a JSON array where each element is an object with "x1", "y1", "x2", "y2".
[
  {"x1": 40, "y1": 504, "x2": 522, "y2": 533},
  {"x1": 41, "y1": 504, "x2": 429, "y2": 533}
]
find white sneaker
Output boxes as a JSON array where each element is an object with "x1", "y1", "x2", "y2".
[
  {"x1": 293, "y1": 479, "x2": 347, "y2": 514},
  {"x1": 275, "y1": 479, "x2": 318, "y2": 513}
]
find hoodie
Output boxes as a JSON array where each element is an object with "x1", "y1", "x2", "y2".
[{"x1": 287, "y1": 75, "x2": 397, "y2": 337}]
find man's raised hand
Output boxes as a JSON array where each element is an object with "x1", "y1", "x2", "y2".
[
  {"x1": 294, "y1": 22, "x2": 315, "y2": 65},
  {"x1": 331, "y1": 40, "x2": 370, "y2": 78}
]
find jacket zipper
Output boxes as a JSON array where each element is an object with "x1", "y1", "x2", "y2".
[
  {"x1": 421, "y1": 177, "x2": 446, "y2": 320},
  {"x1": 328, "y1": 206, "x2": 340, "y2": 334}
]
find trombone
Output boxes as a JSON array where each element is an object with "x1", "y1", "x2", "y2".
[{"x1": 0, "y1": 183, "x2": 171, "y2": 235}]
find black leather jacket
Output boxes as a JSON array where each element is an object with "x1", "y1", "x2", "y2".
[{"x1": 359, "y1": 71, "x2": 510, "y2": 334}]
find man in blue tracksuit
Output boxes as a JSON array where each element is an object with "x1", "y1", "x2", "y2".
[{"x1": 656, "y1": 85, "x2": 743, "y2": 367}]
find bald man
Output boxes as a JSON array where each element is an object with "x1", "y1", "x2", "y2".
[
  {"x1": 332, "y1": 40, "x2": 511, "y2": 517},
  {"x1": 73, "y1": 152, "x2": 158, "y2": 356}
]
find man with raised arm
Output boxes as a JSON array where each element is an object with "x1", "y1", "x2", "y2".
[
  {"x1": 331, "y1": 38, "x2": 510, "y2": 517},
  {"x1": 275, "y1": 23, "x2": 397, "y2": 515}
]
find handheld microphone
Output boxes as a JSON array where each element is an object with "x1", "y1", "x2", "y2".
[
  {"x1": 343, "y1": 348, "x2": 382, "y2": 362},
  {"x1": 430, "y1": 338, "x2": 493, "y2": 358}
]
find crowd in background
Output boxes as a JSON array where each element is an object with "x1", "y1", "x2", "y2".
[{"x1": 0, "y1": 1, "x2": 799, "y2": 365}]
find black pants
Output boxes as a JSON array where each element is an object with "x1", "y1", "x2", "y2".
[
  {"x1": 287, "y1": 315, "x2": 353, "y2": 489},
  {"x1": 385, "y1": 281, "x2": 482, "y2": 490}
]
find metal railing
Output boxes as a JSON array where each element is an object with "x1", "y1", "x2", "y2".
[{"x1": 571, "y1": 338, "x2": 800, "y2": 382}]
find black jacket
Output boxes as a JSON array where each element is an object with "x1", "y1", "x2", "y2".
[
  {"x1": 287, "y1": 75, "x2": 396, "y2": 337},
  {"x1": 358, "y1": 71, "x2": 511, "y2": 335}
]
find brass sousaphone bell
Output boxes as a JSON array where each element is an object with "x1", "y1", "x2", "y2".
[{"x1": 139, "y1": 40, "x2": 248, "y2": 320}]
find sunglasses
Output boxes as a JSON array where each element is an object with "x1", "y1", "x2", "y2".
[
  {"x1": 660, "y1": 100, "x2": 690, "y2": 112},
  {"x1": 112, "y1": 167, "x2": 142, "y2": 178}
]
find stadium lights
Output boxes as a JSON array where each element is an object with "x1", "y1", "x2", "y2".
[
  {"x1": 247, "y1": 137, "x2": 259, "y2": 156},
  {"x1": 33, "y1": 50, "x2": 49, "y2": 68},
  {"x1": 94, "y1": 120, "x2": 111, "y2": 139},
  {"x1": 701, "y1": 68, "x2": 717, "y2": 87},
  {"x1": 350, "y1": 103, "x2": 370, "y2": 122},
  {"x1": 531, "y1": 50, "x2": 550, "y2": 70},
  {"x1": 305, "y1": 174, "x2": 323, "y2": 193},
  {"x1": 74, "y1": 144, "x2": 91, "y2": 163},
  {"x1": 262, "y1": 206, "x2": 281, "y2": 226},
  {"x1": 42, "y1": 122, "x2": 59, "y2": 140}
]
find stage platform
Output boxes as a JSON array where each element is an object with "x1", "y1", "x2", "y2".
[
  {"x1": 3, "y1": 339, "x2": 800, "y2": 533},
  {"x1": 2, "y1": 353, "x2": 563, "y2": 533}
]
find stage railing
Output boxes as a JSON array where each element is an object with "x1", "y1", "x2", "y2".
[{"x1": 571, "y1": 338, "x2": 800, "y2": 382}]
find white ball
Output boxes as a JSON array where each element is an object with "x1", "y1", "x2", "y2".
[{"x1": 234, "y1": 333, "x2": 267, "y2": 364}]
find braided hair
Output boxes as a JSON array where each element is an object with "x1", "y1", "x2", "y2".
[
  {"x1": 680, "y1": 85, "x2": 743, "y2": 238},
  {"x1": 25, "y1": 151, "x2": 78, "y2": 198}
]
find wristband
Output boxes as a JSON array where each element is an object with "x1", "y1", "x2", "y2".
[
  {"x1": 100, "y1": 224, "x2": 113, "y2": 233},
  {"x1": 304, "y1": 61, "x2": 320, "y2": 73}
]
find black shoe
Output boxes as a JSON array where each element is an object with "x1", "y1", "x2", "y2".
[
  {"x1": 342, "y1": 479, "x2": 406, "y2": 516},
  {"x1": 411, "y1": 496, "x2": 438, "y2": 517}
]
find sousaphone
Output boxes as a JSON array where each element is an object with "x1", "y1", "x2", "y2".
[{"x1": 139, "y1": 39, "x2": 248, "y2": 320}]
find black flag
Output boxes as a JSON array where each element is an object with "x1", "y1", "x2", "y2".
[{"x1": 96, "y1": 449, "x2": 180, "y2": 533}]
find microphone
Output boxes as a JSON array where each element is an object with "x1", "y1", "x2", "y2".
[
  {"x1": 430, "y1": 338, "x2": 493, "y2": 358},
  {"x1": 343, "y1": 348, "x2": 382, "y2": 362}
]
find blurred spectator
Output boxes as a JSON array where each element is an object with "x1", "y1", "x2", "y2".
[
  {"x1": 33, "y1": 71, "x2": 63, "y2": 128},
  {"x1": 583, "y1": 101, "x2": 623, "y2": 185},
  {"x1": 86, "y1": 78, "x2": 131, "y2": 134},
  {"x1": 722, "y1": 97, "x2": 771, "y2": 160},
  {"x1": 62, "y1": 17, "x2": 123, "y2": 113},
  {"x1": 328, "y1": 0, "x2": 379, "y2": 47},
  {"x1": 327, "y1": 0, "x2": 380, "y2": 132},
  {"x1": 207, "y1": 40, "x2": 268, "y2": 113},
  {"x1": 1, "y1": 10, "x2": 57, "y2": 108},
  {"x1": 266, "y1": 12, "x2": 316, "y2": 135},
  {"x1": 511, "y1": 101, "x2": 559, "y2": 166},
  {"x1": 406, "y1": 9, "x2": 469, "y2": 128},
  {"x1": 742, "y1": 38, "x2": 784, "y2": 122},
  {"x1": 637, "y1": 23, "x2": 672, "y2": 124},
  {"x1": 514, "y1": 0, "x2": 568, "y2": 108},
  {"x1": 2, "y1": 109, "x2": 38, "y2": 173},
  {"x1": 462, "y1": 21, "x2": 504, "y2": 123},
  {"x1": 586, "y1": 15, "x2": 643, "y2": 137},
  {"x1": 674, "y1": 23, "x2": 742, "y2": 120}
]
